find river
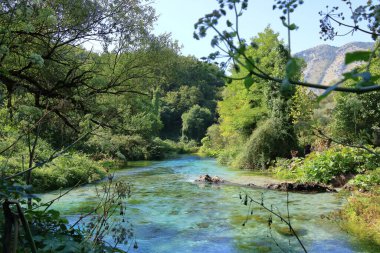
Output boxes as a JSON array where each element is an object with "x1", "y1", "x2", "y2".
[{"x1": 41, "y1": 155, "x2": 374, "y2": 253}]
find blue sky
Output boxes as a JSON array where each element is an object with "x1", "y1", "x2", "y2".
[{"x1": 151, "y1": 0, "x2": 374, "y2": 58}]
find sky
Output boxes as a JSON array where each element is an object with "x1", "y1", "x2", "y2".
[{"x1": 151, "y1": 0, "x2": 374, "y2": 58}]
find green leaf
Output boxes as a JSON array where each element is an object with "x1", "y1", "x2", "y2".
[
  {"x1": 285, "y1": 58, "x2": 299, "y2": 77},
  {"x1": 244, "y1": 76, "x2": 254, "y2": 89},
  {"x1": 288, "y1": 23, "x2": 298, "y2": 30},
  {"x1": 344, "y1": 71, "x2": 377, "y2": 88},
  {"x1": 28, "y1": 53, "x2": 44, "y2": 67},
  {"x1": 345, "y1": 51, "x2": 371, "y2": 65},
  {"x1": 280, "y1": 18, "x2": 299, "y2": 30}
]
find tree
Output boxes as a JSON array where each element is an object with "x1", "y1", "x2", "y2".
[
  {"x1": 0, "y1": 2, "x2": 179, "y2": 252},
  {"x1": 181, "y1": 105, "x2": 213, "y2": 142},
  {"x1": 333, "y1": 90, "x2": 380, "y2": 146},
  {"x1": 237, "y1": 113, "x2": 297, "y2": 169},
  {"x1": 158, "y1": 55, "x2": 224, "y2": 139},
  {"x1": 0, "y1": 0, "x2": 156, "y2": 132},
  {"x1": 209, "y1": 27, "x2": 302, "y2": 168},
  {"x1": 200, "y1": 124, "x2": 225, "y2": 156},
  {"x1": 290, "y1": 86, "x2": 317, "y2": 147}
]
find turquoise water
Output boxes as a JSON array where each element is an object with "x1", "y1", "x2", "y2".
[{"x1": 41, "y1": 155, "x2": 373, "y2": 252}]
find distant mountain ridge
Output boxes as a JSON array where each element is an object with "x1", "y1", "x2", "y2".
[{"x1": 294, "y1": 42, "x2": 374, "y2": 87}]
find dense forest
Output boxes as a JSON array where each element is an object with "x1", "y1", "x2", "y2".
[
  {"x1": 0, "y1": 0, "x2": 225, "y2": 251},
  {"x1": 0, "y1": 0, "x2": 224, "y2": 189},
  {"x1": 1, "y1": 0, "x2": 379, "y2": 252}
]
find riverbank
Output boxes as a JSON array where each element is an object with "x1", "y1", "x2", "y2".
[
  {"x1": 328, "y1": 191, "x2": 380, "y2": 251},
  {"x1": 40, "y1": 155, "x2": 375, "y2": 252},
  {"x1": 199, "y1": 143, "x2": 380, "y2": 250},
  {"x1": 195, "y1": 173, "x2": 336, "y2": 193},
  {"x1": 218, "y1": 170, "x2": 380, "y2": 249},
  {"x1": 214, "y1": 146, "x2": 380, "y2": 250}
]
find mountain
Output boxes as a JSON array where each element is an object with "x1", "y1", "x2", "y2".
[{"x1": 294, "y1": 42, "x2": 374, "y2": 88}]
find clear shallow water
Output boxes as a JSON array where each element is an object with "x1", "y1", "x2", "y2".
[{"x1": 41, "y1": 155, "x2": 374, "y2": 253}]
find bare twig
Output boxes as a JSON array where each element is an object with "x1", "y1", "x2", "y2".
[
  {"x1": 241, "y1": 191, "x2": 308, "y2": 253},
  {"x1": 195, "y1": 2, "x2": 380, "y2": 94}
]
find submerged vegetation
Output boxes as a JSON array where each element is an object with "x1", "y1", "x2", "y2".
[
  {"x1": 337, "y1": 193, "x2": 380, "y2": 248},
  {"x1": 1, "y1": 0, "x2": 380, "y2": 252}
]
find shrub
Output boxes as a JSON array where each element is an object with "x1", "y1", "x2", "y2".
[
  {"x1": 145, "y1": 137, "x2": 177, "y2": 160},
  {"x1": 109, "y1": 134, "x2": 147, "y2": 160},
  {"x1": 86, "y1": 132, "x2": 194, "y2": 161},
  {"x1": 174, "y1": 139, "x2": 199, "y2": 154},
  {"x1": 0, "y1": 137, "x2": 107, "y2": 192},
  {"x1": 199, "y1": 124, "x2": 225, "y2": 157},
  {"x1": 86, "y1": 131, "x2": 152, "y2": 160},
  {"x1": 33, "y1": 153, "x2": 106, "y2": 191},
  {"x1": 302, "y1": 146, "x2": 380, "y2": 184},
  {"x1": 350, "y1": 168, "x2": 380, "y2": 192},
  {"x1": 271, "y1": 157, "x2": 305, "y2": 180},
  {"x1": 236, "y1": 117, "x2": 297, "y2": 170},
  {"x1": 272, "y1": 146, "x2": 380, "y2": 184},
  {"x1": 217, "y1": 146, "x2": 242, "y2": 166}
]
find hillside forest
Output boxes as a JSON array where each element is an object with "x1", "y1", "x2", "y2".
[{"x1": 1, "y1": 0, "x2": 380, "y2": 252}]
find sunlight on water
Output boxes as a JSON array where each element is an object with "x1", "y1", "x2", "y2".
[{"x1": 40, "y1": 155, "x2": 374, "y2": 253}]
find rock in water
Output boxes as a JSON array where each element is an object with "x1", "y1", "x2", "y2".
[
  {"x1": 196, "y1": 174, "x2": 224, "y2": 184},
  {"x1": 211, "y1": 176, "x2": 224, "y2": 183},
  {"x1": 265, "y1": 182, "x2": 336, "y2": 193}
]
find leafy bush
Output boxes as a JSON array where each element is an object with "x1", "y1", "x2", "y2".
[
  {"x1": 332, "y1": 91, "x2": 380, "y2": 146},
  {"x1": 271, "y1": 157, "x2": 305, "y2": 180},
  {"x1": 272, "y1": 146, "x2": 380, "y2": 184},
  {"x1": 199, "y1": 124, "x2": 225, "y2": 157},
  {"x1": 145, "y1": 137, "x2": 178, "y2": 160},
  {"x1": 302, "y1": 146, "x2": 379, "y2": 184},
  {"x1": 0, "y1": 133, "x2": 106, "y2": 192},
  {"x1": 169, "y1": 139, "x2": 199, "y2": 154},
  {"x1": 236, "y1": 117, "x2": 297, "y2": 170},
  {"x1": 350, "y1": 168, "x2": 380, "y2": 192},
  {"x1": 32, "y1": 153, "x2": 106, "y2": 191},
  {"x1": 217, "y1": 146, "x2": 242, "y2": 166},
  {"x1": 146, "y1": 138, "x2": 199, "y2": 159},
  {"x1": 86, "y1": 129, "x2": 200, "y2": 160},
  {"x1": 87, "y1": 132, "x2": 150, "y2": 160}
]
